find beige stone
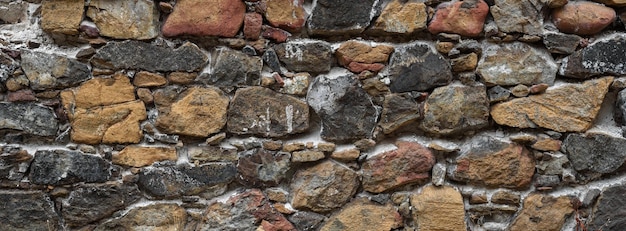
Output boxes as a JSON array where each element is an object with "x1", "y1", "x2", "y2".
[
  {"x1": 411, "y1": 185, "x2": 467, "y2": 231},
  {"x1": 330, "y1": 148, "x2": 360, "y2": 162},
  {"x1": 371, "y1": 0, "x2": 428, "y2": 34},
  {"x1": 509, "y1": 194, "x2": 575, "y2": 231},
  {"x1": 320, "y1": 199, "x2": 402, "y2": 231},
  {"x1": 67, "y1": 101, "x2": 147, "y2": 144},
  {"x1": 41, "y1": 0, "x2": 84, "y2": 35},
  {"x1": 87, "y1": 0, "x2": 159, "y2": 40},
  {"x1": 133, "y1": 71, "x2": 167, "y2": 87},
  {"x1": 62, "y1": 73, "x2": 136, "y2": 109},
  {"x1": 451, "y1": 53, "x2": 478, "y2": 72},
  {"x1": 531, "y1": 137, "x2": 562, "y2": 151},
  {"x1": 113, "y1": 146, "x2": 177, "y2": 167},
  {"x1": 291, "y1": 151, "x2": 325, "y2": 163}
]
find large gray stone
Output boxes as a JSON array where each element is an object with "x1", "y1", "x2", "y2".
[
  {"x1": 137, "y1": 163, "x2": 236, "y2": 198},
  {"x1": 308, "y1": 0, "x2": 380, "y2": 35},
  {"x1": 0, "y1": 51, "x2": 18, "y2": 82},
  {"x1": 21, "y1": 50, "x2": 90, "y2": 90},
  {"x1": 29, "y1": 150, "x2": 112, "y2": 185},
  {"x1": 236, "y1": 148, "x2": 291, "y2": 188},
  {"x1": 273, "y1": 40, "x2": 332, "y2": 73},
  {"x1": 477, "y1": 42, "x2": 558, "y2": 86},
  {"x1": 589, "y1": 184, "x2": 626, "y2": 231},
  {"x1": 0, "y1": 191, "x2": 61, "y2": 231},
  {"x1": 543, "y1": 32, "x2": 582, "y2": 54},
  {"x1": 386, "y1": 42, "x2": 452, "y2": 92},
  {"x1": 420, "y1": 84, "x2": 489, "y2": 136},
  {"x1": 0, "y1": 102, "x2": 58, "y2": 136},
  {"x1": 198, "y1": 48, "x2": 262, "y2": 90},
  {"x1": 491, "y1": 0, "x2": 547, "y2": 35},
  {"x1": 87, "y1": 0, "x2": 159, "y2": 40},
  {"x1": 61, "y1": 183, "x2": 142, "y2": 227},
  {"x1": 291, "y1": 160, "x2": 360, "y2": 212},
  {"x1": 0, "y1": 146, "x2": 32, "y2": 181},
  {"x1": 560, "y1": 34, "x2": 626, "y2": 78},
  {"x1": 563, "y1": 132, "x2": 626, "y2": 181},
  {"x1": 0, "y1": 1, "x2": 27, "y2": 23}
]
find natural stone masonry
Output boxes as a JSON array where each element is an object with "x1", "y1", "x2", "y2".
[
  {"x1": 40, "y1": 0, "x2": 84, "y2": 35},
  {"x1": 477, "y1": 42, "x2": 558, "y2": 86},
  {"x1": 560, "y1": 35, "x2": 626, "y2": 78},
  {"x1": 371, "y1": 0, "x2": 427, "y2": 34},
  {"x1": 411, "y1": 186, "x2": 467, "y2": 231},
  {"x1": 21, "y1": 50, "x2": 91, "y2": 90},
  {"x1": 0, "y1": 102, "x2": 58, "y2": 136},
  {"x1": 420, "y1": 84, "x2": 489, "y2": 136},
  {"x1": 387, "y1": 42, "x2": 452, "y2": 92},
  {"x1": 161, "y1": 0, "x2": 245, "y2": 37},
  {"x1": 0, "y1": 191, "x2": 61, "y2": 230},
  {"x1": 29, "y1": 150, "x2": 111, "y2": 185},
  {"x1": 86, "y1": 0, "x2": 160, "y2": 40},
  {"x1": 509, "y1": 194, "x2": 575, "y2": 231}
]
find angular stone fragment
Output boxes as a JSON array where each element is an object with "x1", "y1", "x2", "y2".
[
  {"x1": 387, "y1": 42, "x2": 452, "y2": 92},
  {"x1": 491, "y1": 0, "x2": 546, "y2": 35},
  {"x1": 449, "y1": 136, "x2": 535, "y2": 189},
  {"x1": 133, "y1": 71, "x2": 167, "y2": 87},
  {"x1": 188, "y1": 146, "x2": 238, "y2": 163},
  {"x1": 244, "y1": 13, "x2": 262, "y2": 40},
  {"x1": 308, "y1": 0, "x2": 379, "y2": 35},
  {"x1": 588, "y1": 184, "x2": 626, "y2": 230},
  {"x1": 87, "y1": 0, "x2": 159, "y2": 39},
  {"x1": 162, "y1": 0, "x2": 245, "y2": 37},
  {"x1": 0, "y1": 103, "x2": 58, "y2": 136},
  {"x1": 0, "y1": 191, "x2": 61, "y2": 231},
  {"x1": 21, "y1": 50, "x2": 90, "y2": 90},
  {"x1": 542, "y1": 32, "x2": 581, "y2": 54},
  {"x1": 378, "y1": 93, "x2": 421, "y2": 134},
  {"x1": 0, "y1": 52, "x2": 18, "y2": 82},
  {"x1": 0, "y1": 1, "x2": 27, "y2": 24},
  {"x1": 237, "y1": 148, "x2": 291, "y2": 187},
  {"x1": 91, "y1": 40, "x2": 208, "y2": 72},
  {"x1": 563, "y1": 132, "x2": 626, "y2": 180},
  {"x1": 289, "y1": 211, "x2": 326, "y2": 231},
  {"x1": 280, "y1": 73, "x2": 310, "y2": 96},
  {"x1": 488, "y1": 86, "x2": 511, "y2": 103},
  {"x1": 155, "y1": 86, "x2": 229, "y2": 137},
  {"x1": 273, "y1": 40, "x2": 332, "y2": 73},
  {"x1": 428, "y1": 0, "x2": 489, "y2": 37},
  {"x1": 451, "y1": 53, "x2": 478, "y2": 72},
  {"x1": 560, "y1": 35, "x2": 626, "y2": 78},
  {"x1": 491, "y1": 77, "x2": 613, "y2": 132},
  {"x1": 30, "y1": 150, "x2": 111, "y2": 185},
  {"x1": 41, "y1": 0, "x2": 84, "y2": 35},
  {"x1": 95, "y1": 204, "x2": 186, "y2": 231},
  {"x1": 292, "y1": 151, "x2": 325, "y2": 163},
  {"x1": 0, "y1": 147, "x2": 31, "y2": 181},
  {"x1": 113, "y1": 146, "x2": 177, "y2": 167},
  {"x1": 617, "y1": 88, "x2": 626, "y2": 126},
  {"x1": 291, "y1": 160, "x2": 359, "y2": 212},
  {"x1": 370, "y1": 0, "x2": 427, "y2": 34},
  {"x1": 477, "y1": 42, "x2": 557, "y2": 86},
  {"x1": 264, "y1": 0, "x2": 306, "y2": 32},
  {"x1": 199, "y1": 48, "x2": 262, "y2": 89},
  {"x1": 336, "y1": 40, "x2": 394, "y2": 73},
  {"x1": 362, "y1": 141, "x2": 435, "y2": 193},
  {"x1": 320, "y1": 199, "x2": 402, "y2": 231},
  {"x1": 509, "y1": 194, "x2": 575, "y2": 231},
  {"x1": 62, "y1": 73, "x2": 136, "y2": 109},
  {"x1": 420, "y1": 84, "x2": 489, "y2": 136},
  {"x1": 137, "y1": 163, "x2": 236, "y2": 198},
  {"x1": 307, "y1": 74, "x2": 378, "y2": 142},
  {"x1": 552, "y1": 1, "x2": 616, "y2": 35},
  {"x1": 61, "y1": 183, "x2": 141, "y2": 227},
  {"x1": 228, "y1": 86, "x2": 309, "y2": 137},
  {"x1": 411, "y1": 185, "x2": 467, "y2": 231}
]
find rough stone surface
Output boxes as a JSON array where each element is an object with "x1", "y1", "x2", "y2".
[
  {"x1": 155, "y1": 86, "x2": 229, "y2": 137},
  {"x1": 264, "y1": 0, "x2": 306, "y2": 32},
  {"x1": 491, "y1": 0, "x2": 546, "y2": 35},
  {"x1": 0, "y1": 191, "x2": 61, "y2": 230},
  {"x1": 509, "y1": 194, "x2": 575, "y2": 231},
  {"x1": 244, "y1": 13, "x2": 263, "y2": 40},
  {"x1": 308, "y1": 0, "x2": 379, "y2": 35},
  {"x1": 29, "y1": 150, "x2": 111, "y2": 185},
  {"x1": 133, "y1": 71, "x2": 167, "y2": 87},
  {"x1": 188, "y1": 146, "x2": 238, "y2": 164},
  {"x1": 491, "y1": 77, "x2": 613, "y2": 132},
  {"x1": 95, "y1": 204, "x2": 187, "y2": 231},
  {"x1": 371, "y1": 0, "x2": 427, "y2": 34},
  {"x1": 237, "y1": 148, "x2": 291, "y2": 187},
  {"x1": 289, "y1": 211, "x2": 326, "y2": 231},
  {"x1": 362, "y1": 141, "x2": 435, "y2": 193},
  {"x1": 560, "y1": 35, "x2": 626, "y2": 78},
  {"x1": 307, "y1": 74, "x2": 378, "y2": 142},
  {"x1": 563, "y1": 132, "x2": 626, "y2": 180},
  {"x1": 589, "y1": 184, "x2": 626, "y2": 230},
  {"x1": 61, "y1": 183, "x2": 141, "y2": 227},
  {"x1": 291, "y1": 151, "x2": 325, "y2": 163},
  {"x1": 428, "y1": 0, "x2": 489, "y2": 37},
  {"x1": 91, "y1": 41, "x2": 208, "y2": 72},
  {"x1": 543, "y1": 32, "x2": 582, "y2": 54},
  {"x1": 162, "y1": 0, "x2": 245, "y2": 37},
  {"x1": 273, "y1": 40, "x2": 332, "y2": 73},
  {"x1": 200, "y1": 48, "x2": 262, "y2": 89},
  {"x1": 477, "y1": 42, "x2": 557, "y2": 86},
  {"x1": 617, "y1": 88, "x2": 626, "y2": 126},
  {"x1": 291, "y1": 160, "x2": 360, "y2": 212},
  {"x1": 113, "y1": 146, "x2": 177, "y2": 167},
  {"x1": 87, "y1": 0, "x2": 159, "y2": 39},
  {"x1": 593, "y1": 0, "x2": 626, "y2": 6},
  {"x1": 0, "y1": 147, "x2": 32, "y2": 181},
  {"x1": 0, "y1": 1, "x2": 27, "y2": 24},
  {"x1": 420, "y1": 84, "x2": 489, "y2": 136},
  {"x1": 552, "y1": 1, "x2": 616, "y2": 36},
  {"x1": 21, "y1": 50, "x2": 90, "y2": 90},
  {"x1": 449, "y1": 136, "x2": 535, "y2": 189},
  {"x1": 41, "y1": 0, "x2": 84, "y2": 35},
  {"x1": 320, "y1": 199, "x2": 402, "y2": 231},
  {"x1": 228, "y1": 86, "x2": 309, "y2": 137},
  {"x1": 488, "y1": 85, "x2": 511, "y2": 103},
  {"x1": 280, "y1": 73, "x2": 310, "y2": 96},
  {"x1": 0, "y1": 102, "x2": 58, "y2": 136},
  {"x1": 411, "y1": 185, "x2": 467, "y2": 231},
  {"x1": 379, "y1": 93, "x2": 422, "y2": 134},
  {"x1": 336, "y1": 40, "x2": 394, "y2": 73},
  {"x1": 0, "y1": 52, "x2": 18, "y2": 83},
  {"x1": 387, "y1": 42, "x2": 452, "y2": 92},
  {"x1": 137, "y1": 163, "x2": 236, "y2": 198}
]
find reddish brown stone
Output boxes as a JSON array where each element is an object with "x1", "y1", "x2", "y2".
[
  {"x1": 7, "y1": 89, "x2": 37, "y2": 102},
  {"x1": 362, "y1": 141, "x2": 435, "y2": 193},
  {"x1": 552, "y1": 1, "x2": 616, "y2": 35},
  {"x1": 244, "y1": 13, "x2": 263, "y2": 40},
  {"x1": 428, "y1": 0, "x2": 489, "y2": 37},
  {"x1": 264, "y1": 0, "x2": 306, "y2": 32},
  {"x1": 347, "y1": 62, "x2": 386, "y2": 73},
  {"x1": 162, "y1": 0, "x2": 245, "y2": 37},
  {"x1": 335, "y1": 40, "x2": 394, "y2": 73},
  {"x1": 262, "y1": 26, "x2": 291, "y2": 43}
]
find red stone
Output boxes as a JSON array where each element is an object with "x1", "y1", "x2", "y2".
[
  {"x1": 7, "y1": 89, "x2": 37, "y2": 102},
  {"x1": 262, "y1": 26, "x2": 291, "y2": 43},
  {"x1": 552, "y1": 1, "x2": 616, "y2": 35},
  {"x1": 428, "y1": 0, "x2": 489, "y2": 37},
  {"x1": 244, "y1": 13, "x2": 263, "y2": 40},
  {"x1": 347, "y1": 62, "x2": 386, "y2": 73},
  {"x1": 162, "y1": 0, "x2": 245, "y2": 37}
]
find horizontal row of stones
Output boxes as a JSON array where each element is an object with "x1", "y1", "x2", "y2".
[{"x1": 7, "y1": 0, "x2": 622, "y2": 41}]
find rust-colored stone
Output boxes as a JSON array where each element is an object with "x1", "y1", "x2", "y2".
[
  {"x1": 162, "y1": 0, "x2": 245, "y2": 37},
  {"x1": 553, "y1": 1, "x2": 616, "y2": 35}
]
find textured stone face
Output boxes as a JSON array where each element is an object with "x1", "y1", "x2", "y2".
[
  {"x1": 335, "y1": 40, "x2": 394, "y2": 73},
  {"x1": 156, "y1": 86, "x2": 229, "y2": 137},
  {"x1": 320, "y1": 199, "x2": 402, "y2": 231},
  {"x1": 509, "y1": 194, "x2": 575, "y2": 231},
  {"x1": 0, "y1": 102, "x2": 58, "y2": 136},
  {"x1": 411, "y1": 185, "x2": 467, "y2": 231},
  {"x1": 0, "y1": 1, "x2": 27, "y2": 24},
  {"x1": 552, "y1": 1, "x2": 615, "y2": 36},
  {"x1": 477, "y1": 42, "x2": 558, "y2": 86},
  {"x1": 95, "y1": 204, "x2": 187, "y2": 231},
  {"x1": 560, "y1": 35, "x2": 626, "y2": 78},
  {"x1": 491, "y1": 0, "x2": 546, "y2": 35},
  {"x1": 428, "y1": 0, "x2": 489, "y2": 37},
  {"x1": 264, "y1": 0, "x2": 306, "y2": 32},
  {"x1": 387, "y1": 42, "x2": 452, "y2": 92},
  {"x1": 200, "y1": 48, "x2": 262, "y2": 89},
  {"x1": 371, "y1": 0, "x2": 427, "y2": 34},
  {"x1": 449, "y1": 136, "x2": 535, "y2": 189},
  {"x1": 291, "y1": 160, "x2": 360, "y2": 212},
  {"x1": 61, "y1": 183, "x2": 141, "y2": 227},
  {"x1": 563, "y1": 132, "x2": 626, "y2": 180},
  {"x1": 542, "y1": 32, "x2": 582, "y2": 54},
  {"x1": 362, "y1": 141, "x2": 435, "y2": 193},
  {"x1": 21, "y1": 50, "x2": 91, "y2": 90},
  {"x1": 228, "y1": 86, "x2": 309, "y2": 137},
  {"x1": 87, "y1": 0, "x2": 159, "y2": 39},
  {"x1": 589, "y1": 184, "x2": 626, "y2": 230},
  {"x1": 162, "y1": 0, "x2": 245, "y2": 37},
  {"x1": 41, "y1": 0, "x2": 84, "y2": 35},
  {"x1": 273, "y1": 40, "x2": 332, "y2": 73},
  {"x1": 308, "y1": 0, "x2": 378, "y2": 35},
  {"x1": 0, "y1": 191, "x2": 61, "y2": 231},
  {"x1": 236, "y1": 148, "x2": 291, "y2": 187},
  {"x1": 113, "y1": 146, "x2": 177, "y2": 167},
  {"x1": 379, "y1": 93, "x2": 422, "y2": 134},
  {"x1": 137, "y1": 163, "x2": 236, "y2": 198},
  {"x1": 420, "y1": 84, "x2": 489, "y2": 136},
  {"x1": 491, "y1": 77, "x2": 613, "y2": 132},
  {"x1": 29, "y1": 150, "x2": 112, "y2": 185}
]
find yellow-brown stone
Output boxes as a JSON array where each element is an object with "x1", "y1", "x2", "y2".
[
  {"x1": 371, "y1": 0, "x2": 428, "y2": 34},
  {"x1": 319, "y1": 199, "x2": 402, "y2": 231},
  {"x1": 113, "y1": 146, "x2": 177, "y2": 167},
  {"x1": 63, "y1": 73, "x2": 136, "y2": 109},
  {"x1": 264, "y1": 0, "x2": 306, "y2": 32},
  {"x1": 411, "y1": 185, "x2": 467, "y2": 231},
  {"x1": 41, "y1": 0, "x2": 84, "y2": 35},
  {"x1": 133, "y1": 71, "x2": 167, "y2": 87},
  {"x1": 509, "y1": 194, "x2": 575, "y2": 231}
]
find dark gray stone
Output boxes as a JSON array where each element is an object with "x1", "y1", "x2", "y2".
[
  {"x1": 615, "y1": 88, "x2": 626, "y2": 126},
  {"x1": 582, "y1": 188, "x2": 601, "y2": 207},
  {"x1": 387, "y1": 42, "x2": 452, "y2": 92},
  {"x1": 137, "y1": 163, "x2": 236, "y2": 198},
  {"x1": 289, "y1": 211, "x2": 327, "y2": 231},
  {"x1": 262, "y1": 48, "x2": 282, "y2": 74},
  {"x1": 29, "y1": 150, "x2": 111, "y2": 185},
  {"x1": 273, "y1": 40, "x2": 332, "y2": 73},
  {"x1": 21, "y1": 50, "x2": 90, "y2": 90},
  {"x1": 488, "y1": 86, "x2": 511, "y2": 103},
  {"x1": 563, "y1": 132, "x2": 626, "y2": 181},
  {"x1": 308, "y1": 0, "x2": 379, "y2": 35},
  {"x1": 0, "y1": 51, "x2": 18, "y2": 83},
  {"x1": 534, "y1": 175, "x2": 560, "y2": 188},
  {"x1": 0, "y1": 146, "x2": 32, "y2": 181},
  {"x1": 560, "y1": 35, "x2": 626, "y2": 78},
  {"x1": 0, "y1": 102, "x2": 58, "y2": 136},
  {"x1": 589, "y1": 184, "x2": 626, "y2": 231},
  {"x1": 61, "y1": 183, "x2": 142, "y2": 227},
  {"x1": 0, "y1": 191, "x2": 61, "y2": 231},
  {"x1": 237, "y1": 148, "x2": 291, "y2": 188},
  {"x1": 378, "y1": 93, "x2": 422, "y2": 134},
  {"x1": 91, "y1": 40, "x2": 208, "y2": 72},
  {"x1": 307, "y1": 74, "x2": 379, "y2": 142},
  {"x1": 543, "y1": 32, "x2": 581, "y2": 54},
  {"x1": 198, "y1": 48, "x2": 262, "y2": 90}
]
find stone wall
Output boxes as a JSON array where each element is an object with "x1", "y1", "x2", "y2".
[{"x1": 1, "y1": 0, "x2": 626, "y2": 230}]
